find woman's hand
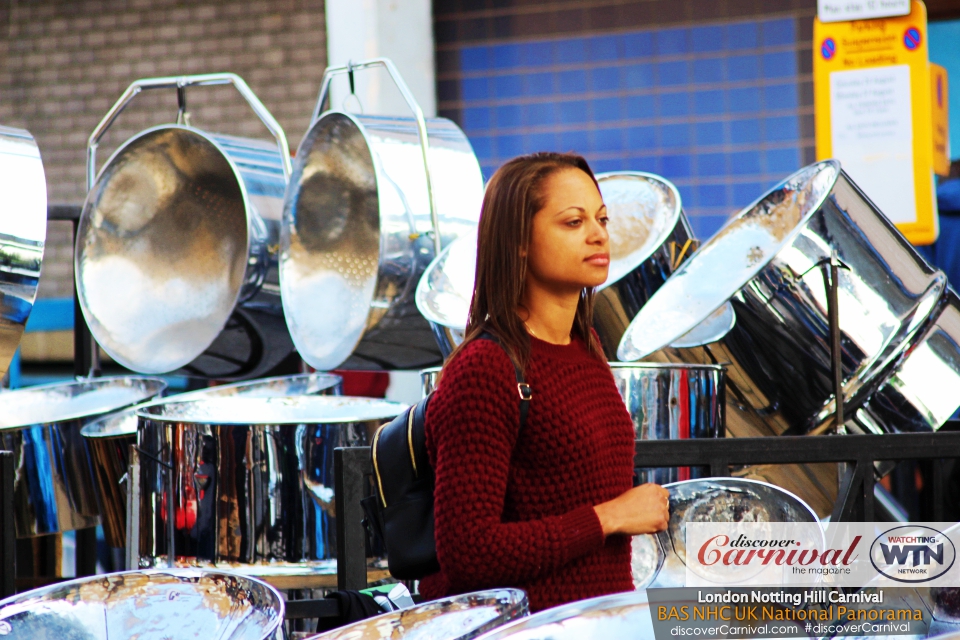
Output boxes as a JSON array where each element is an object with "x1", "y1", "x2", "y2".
[{"x1": 593, "y1": 483, "x2": 670, "y2": 536}]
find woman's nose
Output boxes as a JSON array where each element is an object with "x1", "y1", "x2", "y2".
[{"x1": 587, "y1": 219, "x2": 608, "y2": 245}]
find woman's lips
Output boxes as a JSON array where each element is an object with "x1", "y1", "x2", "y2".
[{"x1": 585, "y1": 253, "x2": 610, "y2": 266}]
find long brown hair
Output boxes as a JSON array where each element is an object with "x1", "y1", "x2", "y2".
[{"x1": 446, "y1": 152, "x2": 606, "y2": 373}]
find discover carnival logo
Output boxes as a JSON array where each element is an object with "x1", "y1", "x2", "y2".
[{"x1": 869, "y1": 526, "x2": 956, "y2": 583}]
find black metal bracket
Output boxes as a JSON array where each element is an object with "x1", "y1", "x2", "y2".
[
  {"x1": 335, "y1": 447, "x2": 369, "y2": 592},
  {"x1": 0, "y1": 451, "x2": 15, "y2": 598}
]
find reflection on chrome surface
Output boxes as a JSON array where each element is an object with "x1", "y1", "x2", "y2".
[
  {"x1": 77, "y1": 125, "x2": 291, "y2": 378},
  {"x1": 0, "y1": 125, "x2": 46, "y2": 378},
  {"x1": 282, "y1": 111, "x2": 482, "y2": 371},
  {"x1": 634, "y1": 478, "x2": 820, "y2": 590},
  {"x1": 82, "y1": 373, "x2": 342, "y2": 548},
  {"x1": 0, "y1": 377, "x2": 166, "y2": 537},
  {"x1": 0, "y1": 568, "x2": 284, "y2": 640},
  {"x1": 136, "y1": 396, "x2": 405, "y2": 572},
  {"x1": 611, "y1": 363, "x2": 724, "y2": 484},
  {"x1": 621, "y1": 160, "x2": 945, "y2": 436},
  {"x1": 472, "y1": 591, "x2": 654, "y2": 640},
  {"x1": 307, "y1": 589, "x2": 528, "y2": 640}
]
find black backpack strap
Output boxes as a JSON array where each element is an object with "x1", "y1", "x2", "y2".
[{"x1": 477, "y1": 331, "x2": 531, "y2": 429}]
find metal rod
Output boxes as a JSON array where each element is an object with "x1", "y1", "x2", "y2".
[
  {"x1": 165, "y1": 437, "x2": 175, "y2": 569},
  {"x1": 125, "y1": 445, "x2": 141, "y2": 570},
  {"x1": 829, "y1": 249, "x2": 843, "y2": 430},
  {"x1": 75, "y1": 527, "x2": 98, "y2": 577},
  {"x1": 0, "y1": 451, "x2": 16, "y2": 598},
  {"x1": 71, "y1": 217, "x2": 100, "y2": 378}
]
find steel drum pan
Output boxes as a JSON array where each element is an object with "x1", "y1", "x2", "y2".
[
  {"x1": 620, "y1": 160, "x2": 945, "y2": 437},
  {"x1": 472, "y1": 591, "x2": 655, "y2": 640},
  {"x1": 0, "y1": 125, "x2": 46, "y2": 378},
  {"x1": 0, "y1": 376, "x2": 166, "y2": 537},
  {"x1": 76, "y1": 73, "x2": 295, "y2": 379},
  {"x1": 0, "y1": 568, "x2": 284, "y2": 640},
  {"x1": 612, "y1": 363, "x2": 724, "y2": 484},
  {"x1": 281, "y1": 59, "x2": 483, "y2": 372},
  {"x1": 416, "y1": 171, "x2": 695, "y2": 358},
  {"x1": 306, "y1": 589, "x2": 528, "y2": 640},
  {"x1": 82, "y1": 373, "x2": 342, "y2": 548},
  {"x1": 632, "y1": 478, "x2": 820, "y2": 590},
  {"x1": 135, "y1": 395, "x2": 406, "y2": 574}
]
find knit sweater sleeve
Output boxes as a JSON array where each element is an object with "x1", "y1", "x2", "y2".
[{"x1": 425, "y1": 340, "x2": 606, "y2": 591}]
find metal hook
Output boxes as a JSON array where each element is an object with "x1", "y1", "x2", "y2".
[{"x1": 347, "y1": 60, "x2": 356, "y2": 96}]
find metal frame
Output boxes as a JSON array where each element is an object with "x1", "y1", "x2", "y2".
[{"x1": 332, "y1": 429, "x2": 960, "y2": 590}]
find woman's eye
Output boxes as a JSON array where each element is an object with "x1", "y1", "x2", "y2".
[
  {"x1": 599, "y1": 216, "x2": 610, "y2": 226},
  {"x1": 566, "y1": 218, "x2": 582, "y2": 227}
]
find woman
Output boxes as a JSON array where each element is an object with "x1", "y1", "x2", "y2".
[{"x1": 420, "y1": 152, "x2": 670, "y2": 612}]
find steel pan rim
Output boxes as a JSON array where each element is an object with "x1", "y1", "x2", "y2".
[
  {"x1": 414, "y1": 229, "x2": 474, "y2": 331},
  {"x1": 595, "y1": 170, "x2": 683, "y2": 292},
  {"x1": 662, "y1": 476, "x2": 820, "y2": 524},
  {"x1": 473, "y1": 590, "x2": 650, "y2": 639},
  {"x1": 617, "y1": 159, "x2": 841, "y2": 362},
  {"x1": 609, "y1": 362, "x2": 725, "y2": 372},
  {"x1": 0, "y1": 567, "x2": 285, "y2": 635},
  {"x1": 0, "y1": 376, "x2": 167, "y2": 430},
  {"x1": 280, "y1": 110, "x2": 384, "y2": 371},
  {"x1": 136, "y1": 395, "x2": 408, "y2": 425},
  {"x1": 76, "y1": 124, "x2": 254, "y2": 374},
  {"x1": 82, "y1": 373, "x2": 345, "y2": 438}
]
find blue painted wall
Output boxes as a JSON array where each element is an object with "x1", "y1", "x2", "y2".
[
  {"x1": 456, "y1": 17, "x2": 806, "y2": 239},
  {"x1": 929, "y1": 18, "x2": 960, "y2": 161}
]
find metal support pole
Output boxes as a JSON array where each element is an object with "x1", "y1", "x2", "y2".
[
  {"x1": 0, "y1": 451, "x2": 16, "y2": 598},
  {"x1": 828, "y1": 250, "x2": 843, "y2": 430},
  {"x1": 335, "y1": 447, "x2": 368, "y2": 591},
  {"x1": 125, "y1": 445, "x2": 141, "y2": 570}
]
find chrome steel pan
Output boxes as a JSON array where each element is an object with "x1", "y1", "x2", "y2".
[
  {"x1": 0, "y1": 377, "x2": 166, "y2": 537},
  {"x1": 472, "y1": 591, "x2": 655, "y2": 640},
  {"x1": 850, "y1": 288, "x2": 960, "y2": 435},
  {"x1": 82, "y1": 373, "x2": 341, "y2": 548},
  {"x1": 76, "y1": 74, "x2": 294, "y2": 379},
  {"x1": 416, "y1": 172, "x2": 695, "y2": 357},
  {"x1": 0, "y1": 568, "x2": 284, "y2": 640},
  {"x1": 633, "y1": 477, "x2": 820, "y2": 590},
  {"x1": 612, "y1": 363, "x2": 724, "y2": 485},
  {"x1": 282, "y1": 58, "x2": 482, "y2": 371},
  {"x1": 0, "y1": 125, "x2": 46, "y2": 378},
  {"x1": 306, "y1": 589, "x2": 528, "y2": 640},
  {"x1": 620, "y1": 160, "x2": 944, "y2": 435},
  {"x1": 136, "y1": 395, "x2": 405, "y2": 574}
]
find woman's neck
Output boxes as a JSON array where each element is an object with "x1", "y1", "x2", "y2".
[{"x1": 519, "y1": 285, "x2": 579, "y2": 345}]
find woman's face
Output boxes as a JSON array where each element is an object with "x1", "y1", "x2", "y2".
[{"x1": 525, "y1": 167, "x2": 609, "y2": 294}]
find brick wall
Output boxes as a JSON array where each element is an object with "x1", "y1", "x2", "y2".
[
  {"x1": 0, "y1": 0, "x2": 326, "y2": 300},
  {"x1": 434, "y1": 0, "x2": 816, "y2": 238}
]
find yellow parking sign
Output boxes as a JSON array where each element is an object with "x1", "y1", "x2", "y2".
[{"x1": 814, "y1": 0, "x2": 938, "y2": 244}]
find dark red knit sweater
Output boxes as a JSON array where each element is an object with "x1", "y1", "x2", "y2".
[{"x1": 419, "y1": 333, "x2": 636, "y2": 612}]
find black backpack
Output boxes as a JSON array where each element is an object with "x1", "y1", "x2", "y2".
[{"x1": 361, "y1": 334, "x2": 531, "y2": 580}]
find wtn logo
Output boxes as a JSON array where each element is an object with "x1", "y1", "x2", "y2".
[
  {"x1": 870, "y1": 526, "x2": 956, "y2": 583},
  {"x1": 879, "y1": 541, "x2": 944, "y2": 566}
]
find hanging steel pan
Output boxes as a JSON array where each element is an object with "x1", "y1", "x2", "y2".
[
  {"x1": 281, "y1": 58, "x2": 483, "y2": 371},
  {"x1": 305, "y1": 589, "x2": 528, "y2": 640},
  {"x1": 76, "y1": 73, "x2": 294, "y2": 379},
  {"x1": 620, "y1": 160, "x2": 944, "y2": 436},
  {"x1": 0, "y1": 376, "x2": 166, "y2": 537},
  {"x1": 612, "y1": 363, "x2": 724, "y2": 485},
  {"x1": 416, "y1": 172, "x2": 695, "y2": 358},
  {"x1": 0, "y1": 568, "x2": 284, "y2": 640},
  {"x1": 136, "y1": 395, "x2": 405, "y2": 575},
  {"x1": 633, "y1": 478, "x2": 821, "y2": 590},
  {"x1": 471, "y1": 591, "x2": 655, "y2": 640},
  {"x1": 0, "y1": 125, "x2": 46, "y2": 378},
  {"x1": 82, "y1": 372, "x2": 342, "y2": 548},
  {"x1": 850, "y1": 288, "x2": 960, "y2": 436}
]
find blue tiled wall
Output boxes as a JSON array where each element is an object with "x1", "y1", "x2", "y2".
[{"x1": 455, "y1": 17, "x2": 804, "y2": 238}]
